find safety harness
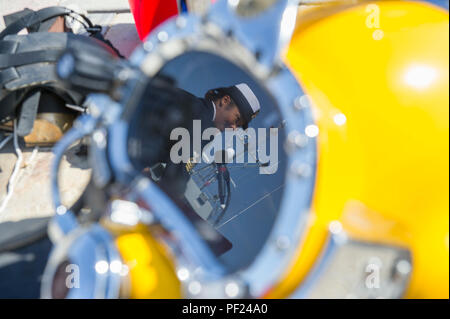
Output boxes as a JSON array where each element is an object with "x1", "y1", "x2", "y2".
[{"x1": 0, "y1": 6, "x2": 121, "y2": 140}]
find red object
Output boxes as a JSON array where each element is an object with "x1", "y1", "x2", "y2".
[{"x1": 128, "y1": 0, "x2": 179, "y2": 41}]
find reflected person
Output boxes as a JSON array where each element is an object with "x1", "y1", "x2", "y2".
[{"x1": 152, "y1": 83, "x2": 261, "y2": 198}]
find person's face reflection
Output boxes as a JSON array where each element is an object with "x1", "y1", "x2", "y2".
[{"x1": 213, "y1": 95, "x2": 244, "y2": 132}]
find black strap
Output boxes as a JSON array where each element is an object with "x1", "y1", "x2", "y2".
[
  {"x1": 0, "y1": 49, "x2": 62, "y2": 68},
  {"x1": 4, "y1": 8, "x2": 55, "y2": 34},
  {"x1": 0, "y1": 7, "x2": 122, "y2": 129},
  {"x1": 0, "y1": 7, "x2": 122, "y2": 58},
  {"x1": 0, "y1": 6, "x2": 94, "y2": 40},
  {"x1": 3, "y1": 9, "x2": 37, "y2": 32},
  {"x1": 0, "y1": 39, "x2": 19, "y2": 53},
  {"x1": 17, "y1": 90, "x2": 41, "y2": 136},
  {"x1": 0, "y1": 68, "x2": 19, "y2": 86}
]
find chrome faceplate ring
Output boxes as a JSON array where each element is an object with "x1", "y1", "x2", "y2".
[{"x1": 104, "y1": 10, "x2": 318, "y2": 297}]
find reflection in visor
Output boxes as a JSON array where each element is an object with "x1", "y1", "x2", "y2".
[{"x1": 127, "y1": 51, "x2": 287, "y2": 272}]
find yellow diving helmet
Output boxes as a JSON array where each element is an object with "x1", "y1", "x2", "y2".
[
  {"x1": 265, "y1": 0, "x2": 449, "y2": 298},
  {"x1": 40, "y1": 0, "x2": 448, "y2": 299}
]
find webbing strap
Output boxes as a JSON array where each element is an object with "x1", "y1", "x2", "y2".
[
  {"x1": 0, "y1": 7, "x2": 70, "y2": 40},
  {"x1": 0, "y1": 68, "x2": 19, "y2": 86},
  {"x1": 0, "y1": 6, "x2": 94, "y2": 40},
  {"x1": 0, "y1": 49, "x2": 62, "y2": 68},
  {"x1": 17, "y1": 90, "x2": 41, "y2": 136}
]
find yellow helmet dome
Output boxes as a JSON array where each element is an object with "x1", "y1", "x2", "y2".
[{"x1": 267, "y1": 0, "x2": 449, "y2": 298}]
